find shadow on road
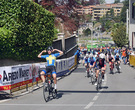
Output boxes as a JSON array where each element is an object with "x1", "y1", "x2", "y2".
[
  {"x1": 58, "y1": 90, "x2": 135, "y2": 94},
  {"x1": 0, "y1": 91, "x2": 12, "y2": 100}
]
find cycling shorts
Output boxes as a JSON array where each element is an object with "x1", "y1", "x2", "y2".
[
  {"x1": 95, "y1": 64, "x2": 106, "y2": 70},
  {"x1": 42, "y1": 66, "x2": 56, "y2": 75}
]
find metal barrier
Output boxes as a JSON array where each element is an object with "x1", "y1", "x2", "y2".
[
  {"x1": 129, "y1": 55, "x2": 135, "y2": 66},
  {"x1": 0, "y1": 55, "x2": 78, "y2": 94}
]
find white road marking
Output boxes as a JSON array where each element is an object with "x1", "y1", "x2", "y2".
[
  {"x1": 0, "y1": 103, "x2": 135, "y2": 107},
  {"x1": 0, "y1": 104, "x2": 85, "y2": 107},
  {"x1": 93, "y1": 104, "x2": 135, "y2": 107},
  {"x1": 93, "y1": 96, "x2": 98, "y2": 101},
  {"x1": 84, "y1": 102, "x2": 94, "y2": 109}
]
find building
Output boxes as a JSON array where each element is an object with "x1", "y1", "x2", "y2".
[
  {"x1": 75, "y1": 5, "x2": 99, "y2": 15},
  {"x1": 93, "y1": 3, "x2": 123, "y2": 20},
  {"x1": 129, "y1": 0, "x2": 135, "y2": 50}
]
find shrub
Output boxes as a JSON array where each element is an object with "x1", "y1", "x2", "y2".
[{"x1": 0, "y1": 0, "x2": 55, "y2": 60}]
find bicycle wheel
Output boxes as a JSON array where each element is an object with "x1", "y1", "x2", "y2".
[
  {"x1": 52, "y1": 89, "x2": 57, "y2": 99},
  {"x1": 91, "y1": 72, "x2": 95, "y2": 84},
  {"x1": 96, "y1": 74, "x2": 102, "y2": 91},
  {"x1": 43, "y1": 82, "x2": 50, "y2": 102},
  {"x1": 96, "y1": 76, "x2": 100, "y2": 91}
]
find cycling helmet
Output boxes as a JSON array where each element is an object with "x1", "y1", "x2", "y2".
[
  {"x1": 116, "y1": 53, "x2": 119, "y2": 56},
  {"x1": 47, "y1": 46, "x2": 53, "y2": 51},
  {"x1": 89, "y1": 53, "x2": 93, "y2": 58},
  {"x1": 86, "y1": 54, "x2": 89, "y2": 57},
  {"x1": 99, "y1": 53, "x2": 105, "y2": 59}
]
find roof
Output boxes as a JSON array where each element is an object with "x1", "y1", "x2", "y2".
[{"x1": 93, "y1": 3, "x2": 123, "y2": 9}]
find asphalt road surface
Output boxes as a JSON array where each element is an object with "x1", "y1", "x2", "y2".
[{"x1": 0, "y1": 62, "x2": 135, "y2": 110}]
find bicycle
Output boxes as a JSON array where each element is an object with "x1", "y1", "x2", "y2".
[
  {"x1": 90, "y1": 68, "x2": 96, "y2": 85},
  {"x1": 96, "y1": 69, "x2": 102, "y2": 91},
  {"x1": 43, "y1": 71, "x2": 57, "y2": 102},
  {"x1": 110, "y1": 61, "x2": 114, "y2": 74},
  {"x1": 115, "y1": 61, "x2": 120, "y2": 73}
]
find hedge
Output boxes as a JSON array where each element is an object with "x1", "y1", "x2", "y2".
[{"x1": 0, "y1": 0, "x2": 55, "y2": 60}]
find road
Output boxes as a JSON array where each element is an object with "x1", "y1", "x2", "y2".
[{"x1": 0, "y1": 62, "x2": 135, "y2": 110}]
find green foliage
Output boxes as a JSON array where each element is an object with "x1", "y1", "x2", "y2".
[
  {"x1": 120, "y1": 0, "x2": 129, "y2": 22},
  {"x1": 111, "y1": 23, "x2": 128, "y2": 47},
  {"x1": 114, "y1": 0, "x2": 120, "y2": 3},
  {"x1": 99, "y1": 0, "x2": 106, "y2": 4},
  {"x1": 0, "y1": 0, "x2": 55, "y2": 60}
]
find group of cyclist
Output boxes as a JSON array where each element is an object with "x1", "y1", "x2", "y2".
[
  {"x1": 81, "y1": 47, "x2": 122, "y2": 85},
  {"x1": 37, "y1": 45, "x2": 129, "y2": 94}
]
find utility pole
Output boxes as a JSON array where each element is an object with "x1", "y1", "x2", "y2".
[{"x1": 126, "y1": 9, "x2": 129, "y2": 35}]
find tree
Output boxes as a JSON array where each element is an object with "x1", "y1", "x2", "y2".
[
  {"x1": 114, "y1": 0, "x2": 120, "y2": 3},
  {"x1": 99, "y1": 0, "x2": 106, "y2": 4},
  {"x1": 120, "y1": 0, "x2": 129, "y2": 22},
  {"x1": 39, "y1": 0, "x2": 79, "y2": 34},
  {"x1": 111, "y1": 23, "x2": 128, "y2": 47}
]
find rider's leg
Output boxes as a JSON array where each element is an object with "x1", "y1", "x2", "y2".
[
  {"x1": 96, "y1": 69, "x2": 99, "y2": 79},
  {"x1": 52, "y1": 73, "x2": 57, "y2": 89},
  {"x1": 109, "y1": 62, "x2": 111, "y2": 70},
  {"x1": 40, "y1": 71, "x2": 46, "y2": 83}
]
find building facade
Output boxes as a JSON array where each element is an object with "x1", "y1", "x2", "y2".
[
  {"x1": 129, "y1": 0, "x2": 135, "y2": 50},
  {"x1": 93, "y1": 3, "x2": 123, "y2": 20},
  {"x1": 75, "y1": 5, "x2": 99, "y2": 15}
]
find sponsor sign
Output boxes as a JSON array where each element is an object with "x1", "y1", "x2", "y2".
[
  {"x1": 68, "y1": 56, "x2": 75, "y2": 70},
  {"x1": 0, "y1": 66, "x2": 12, "y2": 90},
  {"x1": 0, "y1": 55, "x2": 77, "y2": 91}
]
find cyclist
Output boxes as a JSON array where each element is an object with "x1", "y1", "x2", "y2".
[
  {"x1": 114, "y1": 53, "x2": 122, "y2": 70},
  {"x1": 94, "y1": 53, "x2": 106, "y2": 85},
  {"x1": 88, "y1": 54, "x2": 96, "y2": 71},
  {"x1": 83, "y1": 54, "x2": 90, "y2": 77},
  {"x1": 38, "y1": 46, "x2": 63, "y2": 93},
  {"x1": 107, "y1": 53, "x2": 115, "y2": 72}
]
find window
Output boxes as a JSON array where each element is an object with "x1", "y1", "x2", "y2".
[{"x1": 132, "y1": 3, "x2": 135, "y2": 19}]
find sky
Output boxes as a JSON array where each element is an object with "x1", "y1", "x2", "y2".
[{"x1": 106, "y1": 0, "x2": 124, "y2": 3}]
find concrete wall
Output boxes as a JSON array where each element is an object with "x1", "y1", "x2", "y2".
[{"x1": 129, "y1": 0, "x2": 135, "y2": 50}]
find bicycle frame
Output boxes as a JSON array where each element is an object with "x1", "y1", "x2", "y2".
[{"x1": 96, "y1": 69, "x2": 102, "y2": 91}]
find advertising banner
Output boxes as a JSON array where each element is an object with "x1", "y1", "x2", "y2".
[
  {"x1": 68, "y1": 56, "x2": 75, "y2": 70},
  {"x1": 0, "y1": 55, "x2": 77, "y2": 91},
  {"x1": 56, "y1": 59, "x2": 69, "y2": 77},
  {"x1": 0, "y1": 66, "x2": 12, "y2": 90}
]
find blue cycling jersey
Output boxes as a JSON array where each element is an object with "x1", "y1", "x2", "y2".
[
  {"x1": 114, "y1": 55, "x2": 121, "y2": 61},
  {"x1": 88, "y1": 57, "x2": 96, "y2": 65},
  {"x1": 41, "y1": 53, "x2": 60, "y2": 66},
  {"x1": 83, "y1": 57, "x2": 89, "y2": 63}
]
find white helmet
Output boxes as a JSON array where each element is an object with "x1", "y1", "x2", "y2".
[
  {"x1": 95, "y1": 52, "x2": 98, "y2": 55},
  {"x1": 89, "y1": 53, "x2": 93, "y2": 58},
  {"x1": 116, "y1": 53, "x2": 119, "y2": 56},
  {"x1": 99, "y1": 53, "x2": 105, "y2": 59},
  {"x1": 86, "y1": 54, "x2": 89, "y2": 57}
]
